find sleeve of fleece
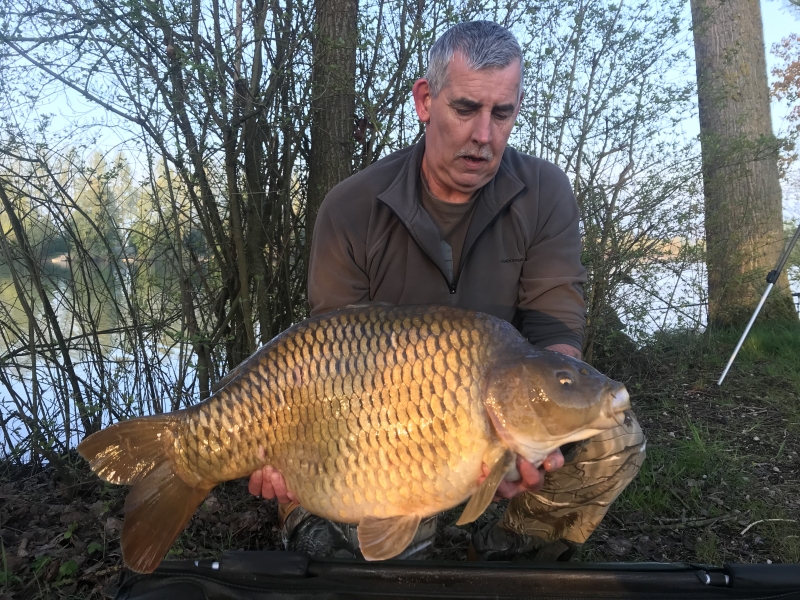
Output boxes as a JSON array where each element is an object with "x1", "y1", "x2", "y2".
[
  {"x1": 518, "y1": 164, "x2": 588, "y2": 350},
  {"x1": 307, "y1": 199, "x2": 371, "y2": 316}
]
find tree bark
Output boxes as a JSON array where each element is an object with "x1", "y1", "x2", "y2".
[
  {"x1": 690, "y1": 0, "x2": 796, "y2": 326},
  {"x1": 306, "y1": 0, "x2": 358, "y2": 263}
]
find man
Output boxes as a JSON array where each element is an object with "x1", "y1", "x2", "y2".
[{"x1": 249, "y1": 21, "x2": 645, "y2": 561}]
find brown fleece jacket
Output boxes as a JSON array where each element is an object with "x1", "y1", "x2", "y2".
[{"x1": 308, "y1": 138, "x2": 588, "y2": 350}]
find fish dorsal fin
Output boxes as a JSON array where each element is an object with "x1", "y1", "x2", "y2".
[
  {"x1": 357, "y1": 514, "x2": 421, "y2": 561},
  {"x1": 456, "y1": 449, "x2": 515, "y2": 526}
]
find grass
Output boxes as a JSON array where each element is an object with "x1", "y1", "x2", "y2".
[
  {"x1": 582, "y1": 321, "x2": 800, "y2": 564},
  {"x1": 695, "y1": 530, "x2": 721, "y2": 565}
]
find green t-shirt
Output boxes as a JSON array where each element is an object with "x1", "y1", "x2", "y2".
[{"x1": 419, "y1": 171, "x2": 479, "y2": 282}]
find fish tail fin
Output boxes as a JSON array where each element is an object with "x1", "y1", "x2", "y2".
[
  {"x1": 77, "y1": 416, "x2": 212, "y2": 573},
  {"x1": 122, "y1": 461, "x2": 211, "y2": 573},
  {"x1": 77, "y1": 415, "x2": 179, "y2": 486}
]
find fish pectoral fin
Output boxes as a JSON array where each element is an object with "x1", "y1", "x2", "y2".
[
  {"x1": 357, "y1": 514, "x2": 421, "y2": 561},
  {"x1": 456, "y1": 449, "x2": 515, "y2": 526}
]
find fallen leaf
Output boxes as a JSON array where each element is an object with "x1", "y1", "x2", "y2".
[
  {"x1": 42, "y1": 558, "x2": 61, "y2": 582},
  {"x1": 46, "y1": 505, "x2": 67, "y2": 517},
  {"x1": 60, "y1": 511, "x2": 84, "y2": 525},
  {"x1": 89, "y1": 500, "x2": 107, "y2": 518},
  {"x1": 625, "y1": 511, "x2": 645, "y2": 524},
  {"x1": 201, "y1": 494, "x2": 221, "y2": 513},
  {"x1": 4, "y1": 554, "x2": 27, "y2": 573},
  {"x1": 83, "y1": 561, "x2": 105, "y2": 575},
  {"x1": 442, "y1": 526, "x2": 470, "y2": 544},
  {"x1": 605, "y1": 537, "x2": 632, "y2": 556},
  {"x1": 237, "y1": 510, "x2": 259, "y2": 531},
  {"x1": 634, "y1": 537, "x2": 664, "y2": 561},
  {"x1": 0, "y1": 529, "x2": 18, "y2": 545},
  {"x1": 105, "y1": 517, "x2": 123, "y2": 535}
]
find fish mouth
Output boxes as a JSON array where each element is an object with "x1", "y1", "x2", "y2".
[{"x1": 598, "y1": 385, "x2": 632, "y2": 430}]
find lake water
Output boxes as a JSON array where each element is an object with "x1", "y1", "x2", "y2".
[{"x1": 0, "y1": 257, "x2": 197, "y2": 460}]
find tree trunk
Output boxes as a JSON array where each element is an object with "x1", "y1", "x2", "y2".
[
  {"x1": 690, "y1": 0, "x2": 796, "y2": 327},
  {"x1": 306, "y1": 0, "x2": 358, "y2": 261}
]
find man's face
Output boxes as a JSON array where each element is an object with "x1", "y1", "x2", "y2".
[{"x1": 413, "y1": 53, "x2": 522, "y2": 202}]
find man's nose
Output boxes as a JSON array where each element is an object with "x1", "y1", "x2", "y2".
[{"x1": 471, "y1": 112, "x2": 492, "y2": 146}]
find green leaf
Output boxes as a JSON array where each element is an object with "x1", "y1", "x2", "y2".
[
  {"x1": 32, "y1": 556, "x2": 51, "y2": 573},
  {"x1": 87, "y1": 541, "x2": 104, "y2": 555},
  {"x1": 59, "y1": 559, "x2": 79, "y2": 579},
  {"x1": 63, "y1": 522, "x2": 78, "y2": 540}
]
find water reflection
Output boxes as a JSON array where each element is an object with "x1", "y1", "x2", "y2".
[{"x1": 0, "y1": 255, "x2": 196, "y2": 460}]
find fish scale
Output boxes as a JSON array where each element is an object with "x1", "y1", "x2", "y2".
[{"x1": 78, "y1": 303, "x2": 630, "y2": 573}]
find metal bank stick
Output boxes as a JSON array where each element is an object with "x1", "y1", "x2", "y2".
[{"x1": 718, "y1": 221, "x2": 800, "y2": 386}]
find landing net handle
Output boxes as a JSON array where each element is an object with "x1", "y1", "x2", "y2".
[{"x1": 718, "y1": 221, "x2": 800, "y2": 386}]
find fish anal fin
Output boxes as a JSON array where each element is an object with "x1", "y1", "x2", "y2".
[
  {"x1": 357, "y1": 514, "x2": 421, "y2": 561},
  {"x1": 122, "y1": 461, "x2": 212, "y2": 573},
  {"x1": 456, "y1": 449, "x2": 515, "y2": 526}
]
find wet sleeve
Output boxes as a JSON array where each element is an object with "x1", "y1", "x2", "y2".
[
  {"x1": 307, "y1": 198, "x2": 371, "y2": 317},
  {"x1": 517, "y1": 164, "x2": 587, "y2": 351}
]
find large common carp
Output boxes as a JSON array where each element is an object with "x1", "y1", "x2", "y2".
[{"x1": 78, "y1": 304, "x2": 630, "y2": 573}]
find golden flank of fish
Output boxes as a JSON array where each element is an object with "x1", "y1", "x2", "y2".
[{"x1": 78, "y1": 304, "x2": 630, "y2": 573}]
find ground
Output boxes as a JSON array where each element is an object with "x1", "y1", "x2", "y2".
[{"x1": 1, "y1": 323, "x2": 798, "y2": 599}]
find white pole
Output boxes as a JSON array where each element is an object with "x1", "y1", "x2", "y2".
[{"x1": 717, "y1": 283, "x2": 774, "y2": 386}]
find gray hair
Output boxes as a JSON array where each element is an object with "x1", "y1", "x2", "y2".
[{"x1": 425, "y1": 21, "x2": 524, "y2": 99}]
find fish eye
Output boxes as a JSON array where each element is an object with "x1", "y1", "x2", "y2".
[{"x1": 557, "y1": 372, "x2": 573, "y2": 386}]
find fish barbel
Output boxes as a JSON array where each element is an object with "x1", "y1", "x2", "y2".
[{"x1": 78, "y1": 304, "x2": 630, "y2": 573}]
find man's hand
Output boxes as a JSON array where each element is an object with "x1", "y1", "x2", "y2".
[
  {"x1": 480, "y1": 449, "x2": 565, "y2": 500},
  {"x1": 248, "y1": 466, "x2": 298, "y2": 504}
]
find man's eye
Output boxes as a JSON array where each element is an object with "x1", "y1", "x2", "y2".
[
  {"x1": 493, "y1": 112, "x2": 511, "y2": 121},
  {"x1": 455, "y1": 108, "x2": 473, "y2": 116}
]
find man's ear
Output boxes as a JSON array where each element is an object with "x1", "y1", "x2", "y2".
[{"x1": 412, "y1": 78, "x2": 432, "y2": 124}]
